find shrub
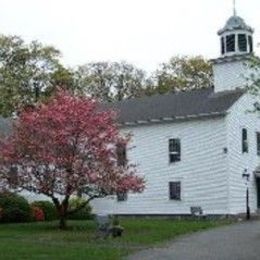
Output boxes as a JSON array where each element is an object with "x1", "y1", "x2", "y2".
[
  {"x1": 0, "y1": 192, "x2": 31, "y2": 223},
  {"x1": 68, "y1": 197, "x2": 92, "y2": 220},
  {"x1": 31, "y1": 206, "x2": 45, "y2": 221},
  {"x1": 31, "y1": 201, "x2": 57, "y2": 221}
]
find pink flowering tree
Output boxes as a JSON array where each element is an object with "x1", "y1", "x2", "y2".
[{"x1": 0, "y1": 91, "x2": 144, "y2": 229}]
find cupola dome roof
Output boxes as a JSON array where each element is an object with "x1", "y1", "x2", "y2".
[{"x1": 218, "y1": 15, "x2": 254, "y2": 35}]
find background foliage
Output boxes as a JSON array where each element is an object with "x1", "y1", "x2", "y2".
[
  {"x1": 0, "y1": 34, "x2": 213, "y2": 117},
  {"x1": 68, "y1": 197, "x2": 92, "y2": 220}
]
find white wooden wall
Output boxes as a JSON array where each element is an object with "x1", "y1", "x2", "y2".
[
  {"x1": 92, "y1": 117, "x2": 230, "y2": 215},
  {"x1": 213, "y1": 60, "x2": 250, "y2": 93},
  {"x1": 226, "y1": 93, "x2": 260, "y2": 214}
]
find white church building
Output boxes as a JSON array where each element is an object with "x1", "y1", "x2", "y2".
[{"x1": 92, "y1": 13, "x2": 260, "y2": 216}]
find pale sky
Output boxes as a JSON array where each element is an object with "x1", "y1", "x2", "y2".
[{"x1": 0, "y1": 0, "x2": 259, "y2": 72}]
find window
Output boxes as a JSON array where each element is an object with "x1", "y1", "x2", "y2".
[
  {"x1": 117, "y1": 192, "x2": 127, "y2": 202},
  {"x1": 169, "y1": 138, "x2": 181, "y2": 163},
  {"x1": 248, "y1": 36, "x2": 253, "y2": 53},
  {"x1": 116, "y1": 143, "x2": 127, "y2": 167},
  {"x1": 256, "y1": 133, "x2": 260, "y2": 156},
  {"x1": 169, "y1": 182, "x2": 181, "y2": 200},
  {"x1": 242, "y1": 128, "x2": 248, "y2": 153},
  {"x1": 238, "y1": 34, "x2": 247, "y2": 52},
  {"x1": 221, "y1": 37, "x2": 225, "y2": 55},
  {"x1": 226, "y1": 34, "x2": 235, "y2": 52}
]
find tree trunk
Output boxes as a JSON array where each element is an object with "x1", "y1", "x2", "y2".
[
  {"x1": 58, "y1": 198, "x2": 69, "y2": 230},
  {"x1": 52, "y1": 199, "x2": 66, "y2": 229},
  {"x1": 52, "y1": 196, "x2": 69, "y2": 230},
  {"x1": 59, "y1": 215, "x2": 67, "y2": 229}
]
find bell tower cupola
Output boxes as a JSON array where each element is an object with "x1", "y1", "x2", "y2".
[
  {"x1": 212, "y1": 2, "x2": 255, "y2": 92},
  {"x1": 218, "y1": 13, "x2": 254, "y2": 57}
]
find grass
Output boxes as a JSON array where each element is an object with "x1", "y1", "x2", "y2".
[{"x1": 0, "y1": 218, "x2": 232, "y2": 260}]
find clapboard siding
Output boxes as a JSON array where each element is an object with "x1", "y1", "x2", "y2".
[
  {"x1": 213, "y1": 60, "x2": 249, "y2": 92},
  {"x1": 92, "y1": 117, "x2": 229, "y2": 215},
  {"x1": 226, "y1": 93, "x2": 260, "y2": 214}
]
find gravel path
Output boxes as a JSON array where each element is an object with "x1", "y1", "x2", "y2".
[{"x1": 127, "y1": 221, "x2": 260, "y2": 260}]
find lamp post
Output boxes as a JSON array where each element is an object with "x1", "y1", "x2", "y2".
[{"x1": 242, "y1": 170, "x2": 250, "y2": 220}]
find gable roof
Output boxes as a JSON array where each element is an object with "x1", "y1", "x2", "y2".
[{"x1": 107, "y1": 87, "x2": 244, "y2": 125}]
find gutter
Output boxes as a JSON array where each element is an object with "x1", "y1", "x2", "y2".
[{"x1": 119, "y1": 111, "x2": 227, "y2": 128}]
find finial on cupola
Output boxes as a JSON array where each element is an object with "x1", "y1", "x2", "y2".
[{"x1": 233, "y1": 0, "x2": 237, "y2": 16}]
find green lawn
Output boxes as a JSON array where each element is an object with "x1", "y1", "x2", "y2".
[{"x1": 0, "y1": 218, "x2": 232, "y2": 260}]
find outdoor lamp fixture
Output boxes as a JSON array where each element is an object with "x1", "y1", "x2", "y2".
[{"x1": 242, "y1": 169, "x2": 250, "y2": 220}]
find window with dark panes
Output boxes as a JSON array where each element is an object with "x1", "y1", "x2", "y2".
[
  {"x1": 238, "y1": 34, "x2": 247, "y2": 52},
  {"x1": 242, "y1": 128, "x2": 248, "y2": 153},
  {"x1": 169, "y1": 182, "x2": 181, "y2": 200},
  {"x1": 169, "y1": 139, "x2": 181, "y2": 163},
  {"x1": 116, "y1": 143, "x2": 127, "y2": 167},
  {"x1": 226, "y1": 34, "x2": 235, "y2": 52},
  {"x1": 117, "y1": 192, "x2": 127, "y2": 202},
  {"x1": 257, "y1": 133, "x2": 260, "y2": 156},
  {"x1": 221, "y1": 37, "x2": 225, "y2": 55},
  {"x1": 248, "y1": 36, "x2": 253, "y2": 53}
]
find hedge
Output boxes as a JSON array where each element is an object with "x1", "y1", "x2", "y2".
[{"x1": 0, "y1": 192, "x2": 31, "y2": 223}]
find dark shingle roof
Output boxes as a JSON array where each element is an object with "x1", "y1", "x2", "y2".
[{"x1": 107, "y1": 87, "x2": 244, "y2": 125}]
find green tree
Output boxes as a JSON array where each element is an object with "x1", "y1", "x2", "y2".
[
  {"x1": 45, "y1": 65, "x2": 76, "y2": 97},
  {"x1": 0, "y1": 35, "x2": 62, "y2": 116},
  {"x1": 74, "y1": 61, "x2": 147, "y2": 102},
  {"x1": 148, "y1": 56, "x2": 213, "y2": 95},
  {"x1": 246, "y1": 56, "x2": 260, "y2": 95}
]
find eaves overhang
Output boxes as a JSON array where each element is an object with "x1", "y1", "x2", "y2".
[{"x1": 118, "y1": 111, "x2": 227, "y2": 128}]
